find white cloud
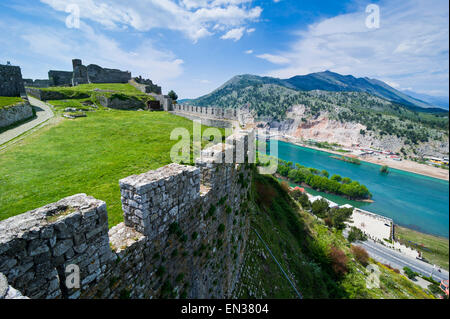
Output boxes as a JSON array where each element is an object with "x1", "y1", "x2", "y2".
[
  {"x1": 40, "y1": 0, "x2": 262, "y2": 41},
  {"x1": 221, "y1": 27, "x2": 245, "y2": 41},
  {"x1": 256, "y1": 54, "x2": 290, "y2": 64},
  {"x1": 0, "y1": 17, "x2": 184, "y2": 87},
  {"x1": 246, "y1": 28, "x2": 255, "y2": 33},
  {"x1": 245, "y1": 49, "x2": 253, "y2": 54},
  {"x1": 258, "y1": 0, "x2": 449, "y2": 96}
]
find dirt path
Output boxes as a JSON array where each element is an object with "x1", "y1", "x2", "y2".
[{"x1": 0, "y1": 96, "x2": 54, "y2": 146}]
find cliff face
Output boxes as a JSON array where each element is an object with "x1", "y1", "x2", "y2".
[
  {"x1": 262, "y1": 105, "x2": 449, "y2": 158},
  {"x1": 0, "y1": 131, "x2": 254, "y2": 299}
]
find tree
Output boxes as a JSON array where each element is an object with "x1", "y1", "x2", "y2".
[
  {"x1": 348, "y1": 227, "x2": 367, "y2": 242},
  {"x1": 380, "y1": 165, "x2": 389, "y2": 174},
  {"x1": 168, "y1": 90, "x2": 178, "y2": 101},
  {"x1": 311, "y1": 198, "x2": 329, "y2": 218},
  {"x1": 331, "y1": 174, "x2": 342, "y2": 182}
]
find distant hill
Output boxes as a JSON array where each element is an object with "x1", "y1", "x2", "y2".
[
  {"x1": 402, "y1": 90, "x2": 449, "y2": 110},
  {"x1": 186, "y1": 71, "x2": 446, "y2": 110}
]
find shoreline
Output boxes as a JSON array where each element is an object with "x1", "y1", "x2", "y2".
[
  {"x1": 276, "y1": 174, "x2": 374, "y2": 203},
  {"x1": 275, "y1": 137, "x2": 449, "y2": 182}
]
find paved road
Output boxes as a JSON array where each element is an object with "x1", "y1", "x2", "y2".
[
  {"x1": 354, "y1": 239, "x2": 449, "y2": 282},
  {"x1": 0, "y1": 96, "x2": 54, "y2": 146}
]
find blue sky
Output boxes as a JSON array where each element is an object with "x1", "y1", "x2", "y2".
[{"x1": 0, "y1": 0, "x2": 448, "y2": 99}]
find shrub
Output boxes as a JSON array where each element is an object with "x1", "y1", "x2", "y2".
[
  {"x1": 403, "y1": 267, "x2": 417, "y2": 280},
  {"x1": 328, "y1": 246, "x2": 349, "y2": 277},
  {"x1": 347, "y1": 227, "x2": 367, "y2": 242},
  {"x1": 351, "y1": 245, "x2": 369, "y2": 266},
  {"x1": 218, "y1": 224, "x2": 225, "y2": 233}
]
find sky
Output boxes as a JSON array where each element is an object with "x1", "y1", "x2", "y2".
[{"x1": 0, "y1": 0, "x2": 448, "y2": 99}]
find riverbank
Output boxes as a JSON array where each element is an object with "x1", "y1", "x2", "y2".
[
  {"x1": 394, "y1": 225, "x2": 449, "y2": 271},
  {"x1": 275, "y1": 136, "x2": 449, "y2": 181}
]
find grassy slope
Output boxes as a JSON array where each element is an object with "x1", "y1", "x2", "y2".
[
  {"x1": 0, "y1": 109, "x2": 222, "y2": 226},
  {"x1": 0, "y1": 96, "x2": 24, "y2": 109},
  {"x1": 235, "y1": 172, "x2": 435, "y2": 299},
  {"x1": 40, "y1": 83, "x2": 143, "y2": 94},
  {"x1": 395, "y1": 225, "x2": 449, "y2": 270}
]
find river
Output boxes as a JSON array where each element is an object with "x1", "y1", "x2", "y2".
[{"x1": 270, "y1": 140, "x2": 449, "y2": 238}]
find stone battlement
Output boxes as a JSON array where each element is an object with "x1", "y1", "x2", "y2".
[
  {"x1": 0, "y1": 130, "x2": 255, "y2": 299},
  {"x1": 172, "y1": 104, "x2": 254, "y2": 128}
]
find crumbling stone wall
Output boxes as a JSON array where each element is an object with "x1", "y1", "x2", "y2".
[
  {"x1": 96, "y1": 94, "x2": 146, "y2": 110},
  {"x1": 171, "y1": 104, "x2": 255, "y2": 128},
  {"x1": 0, "y1": 64, "x2": 26, "y2": 97},
  {"x1": 23, "y1": 79, "x2": 51, "y2": 88},
  {"x1": 129, "y1": 77, "x2": 162, "y2": 95},
  {"x1": 48, "y1": 71, "x2": 74, "y2": 87},
  {"x1": 0, "y1": 130, "x2": 254, "y2": 299},
  {"x1": 0, "y1": 101, "x2": 34, "y2": 129}
]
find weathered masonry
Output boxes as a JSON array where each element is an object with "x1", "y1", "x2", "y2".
[
  {"x1": 0, "y1": 63, "x2": 26, "y2": 97},
  {"x1": 0, "y1": 130, "x2": 255, "y2": 299},
  {"x1": 171, "y1": 104, "x2": 254, "y2": 128},
  {"x1": 44, "y1": 59, "x2": 132, "y2": 87}
]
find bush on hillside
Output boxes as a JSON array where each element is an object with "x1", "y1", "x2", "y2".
[
  {"x1": 328, "y1": 246, "x2": 349, "y2": 277},
  {"x1": 351, "y1": 245, "x2": 369, "y2": 266}
]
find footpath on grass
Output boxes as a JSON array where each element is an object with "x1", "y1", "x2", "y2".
[{"x1": 0, "y1": 96, "x2": 54, "y2": 146}]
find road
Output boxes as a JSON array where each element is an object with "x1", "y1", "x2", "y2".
[
  {"x1": 0, "y1": 96, "x2": 54, "y2": 146},
  {"x1": 354, "y1": 239, "x2": 449, "y2": 283}
]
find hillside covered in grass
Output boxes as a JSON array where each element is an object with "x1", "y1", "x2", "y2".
[
  {"x1": 234, "y1": 171, "x2": 436, "y2": 299},
  {"x1": 0, "y1": 107, "x2": 222, "y2": 226}
]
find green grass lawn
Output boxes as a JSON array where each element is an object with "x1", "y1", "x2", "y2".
[
  {"x1": 395, "y1": 225, "x2": 449, "y2": 270},
  {"x1": 40, "y1": 83, "x2": 143, "y2": 94},
  {"x1": 0, "y1": 96, "x2": 23, "y2": 109},
  {"x1": 0, "y1": 109, "x2": 222, "y2": 227}
]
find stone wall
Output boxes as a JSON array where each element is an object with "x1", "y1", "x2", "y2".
[
  {"x1": 172, "y1": 104, "x2": 255, "y2": 127},
  {"x1": 86, "y1": 64, "x2": 131, "y2": 84},
  {"x1": 25, "y1": 88, "x2": 90, "y2": 101},
  {"x1": 23, "y1": 79, "x2": 51, "y2": 88},
  {"x1": 48, "y1": 71, "x2": 73, "y2": 87},
  {"x1": 151, "y1": 94, "x2": 173, "y2": 112},
  {"x1": 0, "y1": 101, "x2": 34, "y2": 129},
  {"x1": 0, "y1": 130, "x2": 255, "y2": 299},
  {"x1": 129, "y1": 77, "x2": 162, "y2": 95},
  {"x1": 0, "y1": 64, "x2": 26, "y2": 97},
  {"x1": 96, "y1": 94, "x2": 146, "y2": 110}
]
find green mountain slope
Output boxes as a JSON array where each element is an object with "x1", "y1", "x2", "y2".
[
  {"x1": 184, "y1": 74, "x2": 448, "y2": 146},
  {"x1": 234, "y1": 170, "x2": 436, "y2": 299}
]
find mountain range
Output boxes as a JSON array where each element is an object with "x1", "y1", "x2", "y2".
[{"x1": 183, "y1": 71, "x2": 448, "y2": 111}]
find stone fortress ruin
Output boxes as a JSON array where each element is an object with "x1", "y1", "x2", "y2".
[
  {"x1": 0, "y1": 62, "x2": 34, "y2": 129},
  {"x1": 0, "y1": 130, "x2": 255, "y2": 299}
]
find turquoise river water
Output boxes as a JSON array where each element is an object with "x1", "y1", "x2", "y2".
[{"x1": 270, "y1": 140, "x2": 449, "y2": 238}]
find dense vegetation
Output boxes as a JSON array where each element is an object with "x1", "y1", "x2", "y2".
[
  {"x1": 277, "y1": 159, "x2": 372, "y2": 200},
  {"x1": 235, "y1": 172, "x2": 434, "y2": 299}
]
